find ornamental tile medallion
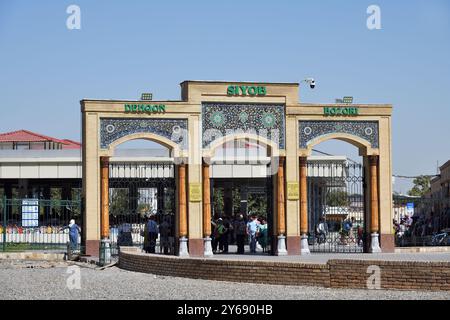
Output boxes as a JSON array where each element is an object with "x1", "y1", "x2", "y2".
[
  {"x1": 202, "y1": 103, "x2": 285, "y2": 149},
  {"x1": 298, "y1": 120, "x2": 379, "y2": 149},
  {"x1": 100, "y1": 118, "x2": 188, "y2": 150}
]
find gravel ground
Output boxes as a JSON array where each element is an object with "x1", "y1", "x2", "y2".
[{"x1": 0, "y1": 260, "x2": 449, "y2": 300}]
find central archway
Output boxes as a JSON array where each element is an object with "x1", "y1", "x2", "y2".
[{"x1": 202, "y1": 133, "x2": 286, "y2": 256}]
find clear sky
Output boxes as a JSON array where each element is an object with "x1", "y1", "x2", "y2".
[{"x1": 0, "y1": 0, "x2": 449, "y2": 193}]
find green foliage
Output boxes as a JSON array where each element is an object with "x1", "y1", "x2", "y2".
[
  {"x1": 212, "y1": 188, "x2": 224, "y2": 216},
  {"x1": 247, "y1": 194, "x2": 268, "y2": 218},
  {"x1": 407, "y1": 176, "x2": 431, "y2": 197},
  {"x1": 326, "y1": 190, "x2": 349, "y2": 207},
  {"x1": 109, "y1": 188, "x2": 129, "y2": 216}
]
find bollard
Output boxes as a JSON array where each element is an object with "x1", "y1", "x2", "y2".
[{"x1": 99, "y1": 239, "x2": 111, "y2": 266}]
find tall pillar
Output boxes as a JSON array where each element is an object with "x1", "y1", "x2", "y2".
[
  {"x1": 202, "y1": 161, "x2": 213, "y2": 257},
  {"x1": 299, "y1": 157, "x2": 310, "y2": 254},
  {"x1": 369, "y1": 155, "x2": 381, "y2": 253},
  {"x1": 100, "y1": 157, "x2": 111, "y2": 264},
  {"x1": 276, "y1": 157, "x2": 287, "y2": 255},
  {"x1": 100, "y1": 157, "x2": 110, "y2": 239},
  {"x1": 178, "y1": 163, "x2": 189, "y2": 256}
]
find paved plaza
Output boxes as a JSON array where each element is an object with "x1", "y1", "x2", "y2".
[{"x1": 0, "y1": 259, "x2": 449, "y2": 300}]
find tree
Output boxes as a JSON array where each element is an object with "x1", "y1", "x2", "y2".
[
  {"x1": 326, "y1": 190, "x2": 349, "y2": 207},
  {"x1": 407, "y1": 176, "x2": 431, "y2": 197}
]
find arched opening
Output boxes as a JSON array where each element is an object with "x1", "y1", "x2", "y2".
[
  {"x1": 306, "y1": 139, "x2": 368, "y2": 253},
  {"x1": 205, "y1": 135, "x2": 280, "y2": 256},
  {"x1": 107, "y1": 138, "x2": 176, "y2": 256}
]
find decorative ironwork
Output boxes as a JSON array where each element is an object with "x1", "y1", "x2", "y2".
[
  {"x1": 299, "y1": 120, "x2": 379, "y2": 149},
  {"x1": 108, "y1": 163, "x2": 176, "y2": 255},
  {"x1": 202, "y1": 103, "x2": 285, "y2": 149},
  {"x1": 99, "y1": 118, "x2": 188, "y2": 150},
  {"x1": 307, "y1": 161, "x2": 366, "y2": 253}
]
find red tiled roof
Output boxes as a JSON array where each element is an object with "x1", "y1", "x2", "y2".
[
  {"x1": 60, "y1": 139, "x2": 82, "y2": 149},
  {"x1": 0, "y1": 130, "x2": 81, "y2": 149}
]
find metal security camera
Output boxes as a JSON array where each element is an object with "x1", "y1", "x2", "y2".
[{"x1": 301, "y1": 78, "x2": 316, "y2": 89}]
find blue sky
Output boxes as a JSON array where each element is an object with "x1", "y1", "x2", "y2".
[{"x1": 0, "y1": 0, "x2": 449, "y2": 193}]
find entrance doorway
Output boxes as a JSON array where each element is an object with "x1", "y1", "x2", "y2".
[
  {"x1": 210, "y1": 177, "x2": 274, "y2": 255},
  {"x1": 108, "y1": 162, "x2": 176, "y2": 255}
]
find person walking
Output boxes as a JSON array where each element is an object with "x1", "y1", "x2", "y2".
[
  {"x1": 247, "y1": 215, "x2": 259, "y2": 254},
  {"x1": 257, "y1": 218, "x2": 268, "y2": 253},
  {"x1": 118, "y1": 222, "x2": 133, "y2": 248},
  {"x1": 147, "y1": 215, "x2": 159, "y2": 253},
  {"x1": 159, "y1": 215, "x2": 171, "y2": 254},
  {"x1": 316, "y1": 217, "x2": 327, "y2": 245},
  {"x1": 220, "y1": 216, "x2": 232, "y2": 254},
  {"x1": 212, "y1": 218, "x2": 225, "y2": 253},
  {"x1": 235, "y1": 214, "x2": 247, "y2": 254},
  {"x1": 60, "y1": 219, "x2": 81, "y2": 252}
]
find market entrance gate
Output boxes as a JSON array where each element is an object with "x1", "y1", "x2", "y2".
[
  {"x1": 210, "y1": 177, "x2": 274, "y2": 255},
  {"x1": 108, "y1": 162, "x2": 176, "y2": 255},
  {"x1": 307, "y1": 161, "x2": 365, "y2": 253}
]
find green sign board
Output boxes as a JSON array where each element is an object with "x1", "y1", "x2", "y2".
[
  {"x1": 324, "y1": 107, "x2": 359, "y2": 117},
  {"x1": 125, "y1": 104, "x2": 166, "y2": 114},
  {"x1": 227, "y1": 85, "x2": 267, "y2": 96}
]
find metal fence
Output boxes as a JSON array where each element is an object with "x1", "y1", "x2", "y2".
[
  {"x1": 0, "y1": 197, "x2": 82, "y2": 252},
  {"x1": 394, "y1": 196, "x2": 450, "y2": 247}
]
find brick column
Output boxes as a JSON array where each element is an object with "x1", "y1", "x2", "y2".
[
  {"x1": 202, "y1": 160, "x2": 213, "y2": 256},
  {"x1": 178, "y1": 163, "x2": 189, "y2": 256},
  {"x1": 276, "y1": 157, "x2": 287, "y2": 255},
  {"x1": 369, "y1": 155, "x2": 381, "y2": 253},
  {"x1": 299, "y1": 157, "x2": 310, "y2": 254}
]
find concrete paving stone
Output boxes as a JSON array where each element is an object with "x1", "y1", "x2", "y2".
[{"x1": 0, "y1": 260, "x2": 449, "y2": 300}]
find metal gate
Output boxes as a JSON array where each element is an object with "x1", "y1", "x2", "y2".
[
  {"x1": 108, "y1": 162, "x2": 176, "y2": 255},
  {"x1": 307, "y1": 161, "x2": 365, "y2": 253}
]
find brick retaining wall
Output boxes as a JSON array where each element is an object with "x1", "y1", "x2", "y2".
[{"x1": 119, "y1": 251, "x2": 450, "y2": 291}]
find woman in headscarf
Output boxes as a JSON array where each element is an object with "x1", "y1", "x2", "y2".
[{"x1": 61, "y1": 219, "x2": 81, "y2": 251}]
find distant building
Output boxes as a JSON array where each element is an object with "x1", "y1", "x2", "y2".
[
  {"x1": 430, "y1": 160, "x2": 450, "y2": 199},
  {"x1": 0, "y1": 130, "x2": 82, "y2": 200},
  {"x1": 0, "y1": 130, "x2": 81, "y2": 150}
]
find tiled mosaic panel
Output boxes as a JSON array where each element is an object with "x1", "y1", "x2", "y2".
[
  {"x1": 100, "y1": 118, "x2": 188, "y2": 150},
  {"x1": 202, "y1": 103, "x2": 285, "y2": 149},
  {"x1": 298, "y1": 120, "x2": 379, "y2": 149}
]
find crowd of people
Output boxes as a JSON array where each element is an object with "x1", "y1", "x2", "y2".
[
  {"x1": 394, "y1": 209, "x2": 450, "y2": 240},
  {"x1": 210, "y1": 214, "x2": 269, "y2": 255},
  {"x1": 114, "y1": 214, "x2": 174, "y2": 254}
]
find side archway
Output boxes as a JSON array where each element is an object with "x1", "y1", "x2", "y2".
[
  {"x1": 300, "y1": 132, "x2": 379, "y2": 157},
  {"x1": 101, "y1": 132, "x2": 184, "y2": 160}
]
